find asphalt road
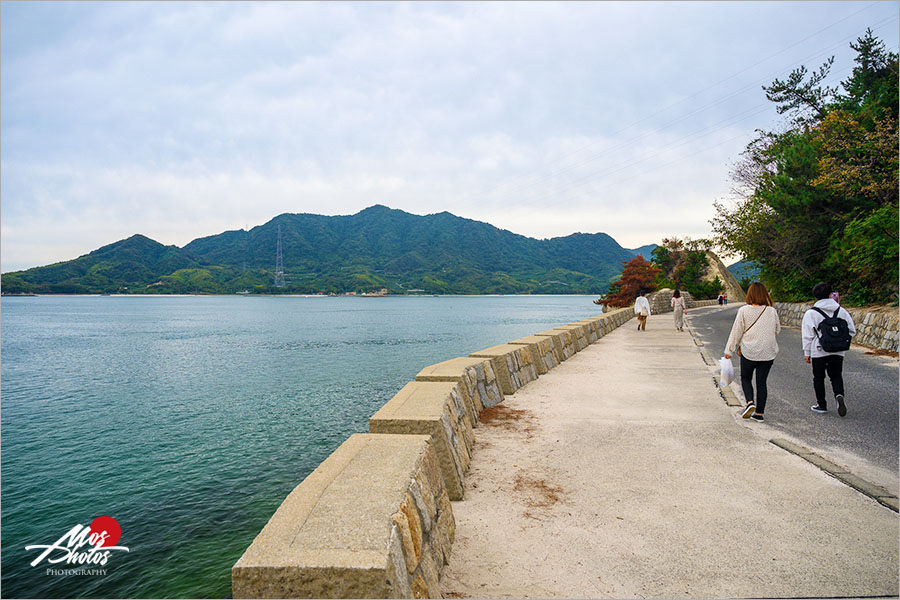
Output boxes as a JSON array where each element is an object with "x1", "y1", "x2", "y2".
[{"x1": 687, "y1": 303, "x2": 899, "y2": 491}]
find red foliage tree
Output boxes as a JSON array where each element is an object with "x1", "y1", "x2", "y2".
[{"x1": 597, "y1": 256, "x2": 662, "y2": 308}]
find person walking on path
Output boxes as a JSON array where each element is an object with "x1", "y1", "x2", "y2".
[
  {"x1": 724, "y1": 282, "x2": 781, "y2": 422},
  {"x1": 634, "y1": 290, "x2": 651, "y2": 331},
  {"x1": 671, "y1": 289, "x2": 687, "y2": 331},
  {"x1": 802, "y1": 282, "x2": 856, "y2": 417}
]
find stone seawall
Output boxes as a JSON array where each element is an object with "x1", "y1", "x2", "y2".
[
  {"x1": 232, "y1": 306, "x2": 635, "y2": 598},
  {"x1": 648, "y1": 288, "x2": 720, "y2": 314},
  {"x1": 775, "y1": 302, "x2": 899, "y2": 353}
]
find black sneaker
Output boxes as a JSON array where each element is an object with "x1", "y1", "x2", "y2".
[
  {"x1": 750, "y1": 413, "x2": 764, "y2": 422},
  {"x1": 811, "y1": 405, "x2": 827, "y2": 414},
  {"x1": 836, "y1": 394, "x2": 847, "y2": 417},
  {"x1": 741, "y1": 404, "x2": 756, "y2": 419}
]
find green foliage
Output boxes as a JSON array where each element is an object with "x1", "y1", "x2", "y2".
[
  {"x1": 711, "y1": 30, "x2": 898, "y2": 305},
  {"x1": 838, "y1": 204, "x2": 899, "y2": 303},
  {"x1": 651, "y1": 238, "x2": 723, "y2": 299},
  {"x1": 0, "y1": 273, "x2": 31, "y2": 294}
]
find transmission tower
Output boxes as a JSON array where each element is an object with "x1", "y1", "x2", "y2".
[{"x1": 274, "y1": 224, "x2": 285, "y2": 288}]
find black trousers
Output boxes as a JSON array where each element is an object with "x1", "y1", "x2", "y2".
[
  {"x1": 811, "y1": 355, "x2": 844, "y2": 407},
  {"x1": 740, "y1": 356, "x2": 774, "y2": 413}
]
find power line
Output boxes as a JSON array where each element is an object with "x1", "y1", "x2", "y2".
[
  {"x1": 489, "y1": 16, "x2": 899, "y2": 209},
  {"x1": 509, "y1": 57, "x2": 872, "y2": 210},
  {"x1": 485, "y1": 12, "x2": 898, "y2": 204},
  {"x1": 483, "y1": 2, "x2": 884, "y2": 199}
]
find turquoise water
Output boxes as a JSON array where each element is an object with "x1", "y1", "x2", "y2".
[{"x1": 1, "y1": 295, "x2": 601, "y2": 598}]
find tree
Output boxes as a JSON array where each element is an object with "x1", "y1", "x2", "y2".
[
  {"x1": 651, "y1": 237, "x2": 723, "y2": 300},
  {"x1": 711, "y1": 31, "x2": 899, "y2": 304},
  {"x1": 838, "y1": 29, "x2": 899, "y2": 122},
  {"x1": 764, "y1": 57, "x2": 837, "y2": 124},
  {"x1": 599, "y1": 256, "x2": 662, "y2": 308}
]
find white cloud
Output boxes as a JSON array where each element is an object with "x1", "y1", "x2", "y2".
[{"x1": 2, "y1": 1, "x2": 898, "y2": 271}]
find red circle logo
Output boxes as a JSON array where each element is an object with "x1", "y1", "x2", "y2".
[{"x1": 89, "y1": 516, "x2": 121, "y2": 547}]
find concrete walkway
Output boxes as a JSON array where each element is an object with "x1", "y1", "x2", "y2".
[{"x1": 441, "y1": 314, "x2": 899, "y2": 598}]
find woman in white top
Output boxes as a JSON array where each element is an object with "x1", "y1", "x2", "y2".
[
  {"x1": 633, "y1": 290, "x2": 651, "y2": 331},
  {"x1": 724, "y1": 282, "x2": 781, "y2": 422},
  {"x1": 671, "y1": 289, "x2": 686, "y2": 331}
]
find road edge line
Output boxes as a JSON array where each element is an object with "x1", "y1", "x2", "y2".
[{"x1": 770, "y1": 438, "x2": 899, "y2": 513}]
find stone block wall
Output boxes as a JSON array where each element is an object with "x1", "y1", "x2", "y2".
[
  {"x1": 597, "y1": 308, "x2": 634, "y2": 334},
  {"x1": 370, "y1": 382, "x2": 475, "y2": 500},
  {"x1": 572, "y1": 319, "x2": 601, "y2": 343},
  {"x1": 234, "y1": 305, "x2": 638, "y2": 599},
  {"x1": 553, "y1": 324, "x2": 589, "y2": 351},
  {"x1": 692, "y1": 299, "x2": 721, "y2": 308},
  {"x1": 416, "y1": 357, "x2": 504, "y2": 414},
  {"x1": 508, "y1": 335, "x2": 559, "y2": 375},
  {"x1": 535, "y1": 328, "x2": 575, "y2": 361},
  {"x1": 775, "y1": 302, "x2": 899, "y2": 353},
  {"x1": 232, "y1": 434, "x2": 453, "y2": 599},
  {"x1": 469, "y1": 344, "x2": 539, "y2": 396},
  {"x1": 648, "y1": 289, "x2": 721, "y2": 314}
]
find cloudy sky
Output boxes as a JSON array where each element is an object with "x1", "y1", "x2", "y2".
[{"x1": 2, "y1": 1, "x2": 897, "y2": 272}]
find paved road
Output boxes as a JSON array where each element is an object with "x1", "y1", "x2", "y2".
[{"x1": 688, "y1": 303, "x2": 899, "y2": 492}]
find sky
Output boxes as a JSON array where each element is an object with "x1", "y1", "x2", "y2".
[{"x1": 2, "y1": 1, "x2": 898, "y2": 273}]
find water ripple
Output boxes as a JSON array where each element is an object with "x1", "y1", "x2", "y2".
[{"x1": 2, "y1": 295, "x2": 598, "y2": 598}]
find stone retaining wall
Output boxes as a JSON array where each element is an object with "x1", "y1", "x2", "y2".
[
  {"x1": 508, "y1": 335, "x2": 559, "y2": 375},
  {"x1": 232, "y1": 434, "x2": 452, "y2": 599},
  {"x1": 775, "y1": 302, "x2": 899, "y2": 353},
  {"x1": 572, "y1": 319, "x2": 601, "y2": 343},
  {"x1": 371, "y1": 382, "x2": 475, "y2": 501},
  {"x1": 416, "y1": 357, "x2": 503, "y2": 414},
  {"x1": 233, "y1": 305, "x2": 637, "y2": 598},
  {"x1": 553, "y1": 323, "x2": 590, "y2": 351},
  {"x1": 535, "y1": 328, "x2": 575, "y2": 361},
  {"x1": 469, "y1": 344, "x2": 539, "y2": 396},
  {"x1": 648, "y1": 288, "x2": 719, "y2": 313}
]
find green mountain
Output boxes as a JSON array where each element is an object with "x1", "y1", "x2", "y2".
[
  {"x1": 2, "y1": 206, "x2": 642, "y2": 295},
  {"x1": 727, "y1": 259, "x2": 761, "y2": 286},
  {"x1": 625, "y1": 244, "x2": 658, "y2": 260},
  {"x1": 1, "y1": 235, "x2": 211, "y2": 294}
]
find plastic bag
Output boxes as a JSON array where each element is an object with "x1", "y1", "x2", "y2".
[{"x1": 718, "y1": 356, "x2": 734, "y2": 387}]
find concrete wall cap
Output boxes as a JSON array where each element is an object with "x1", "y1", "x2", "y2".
[
  {"x1": 234, "y1": 433, "x2": 431, "y2": 571},
  {"x1": 415, "y1": 357, "x2": 492, "y2": 380},
  {"x1": 534, "y1": 329, "x2": 567, "y2": 337},
  {"x1": 371, "y1": 381, "x2": 461, "y2": 421},
  {"x1": 509, "y1": 335, "x2": 555, "y2": 345},
  {"x1": 469, "y1": 344, "x2": 529, "y2": 357}
]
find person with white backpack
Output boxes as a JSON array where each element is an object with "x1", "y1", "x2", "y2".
[
  {"x1": 724, "y1": 282, "x2": 781, "y2": 422},
  {"x1": 802, "y1": 282, "x2": 856, "y2": 416}
]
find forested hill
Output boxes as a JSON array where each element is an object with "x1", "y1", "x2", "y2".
[{"x1": 2, "y1": 205, "x2": 648, "y2": 295}]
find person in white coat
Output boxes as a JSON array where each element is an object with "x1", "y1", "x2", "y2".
[
  {"x1": 634, "y1": 290, "x2": 651, "y2": 331},
  {"x1": 724, "y1": 282, "x2": 781, "y2": 422},
  {"x1": 802, "y1": 282, "x2": 856, "y2": 416}
]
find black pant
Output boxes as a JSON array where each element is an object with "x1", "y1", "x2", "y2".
[
  {"x1": 811, "y1": 355, "x2": 844, "y2": 407},
  {"x1": 740, "y1": 356, "x2": 774, "y2": 413}
]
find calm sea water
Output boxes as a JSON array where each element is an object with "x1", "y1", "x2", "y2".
[{"x1": 1, "y1": 295, "x2": 601, "y2": 598}]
